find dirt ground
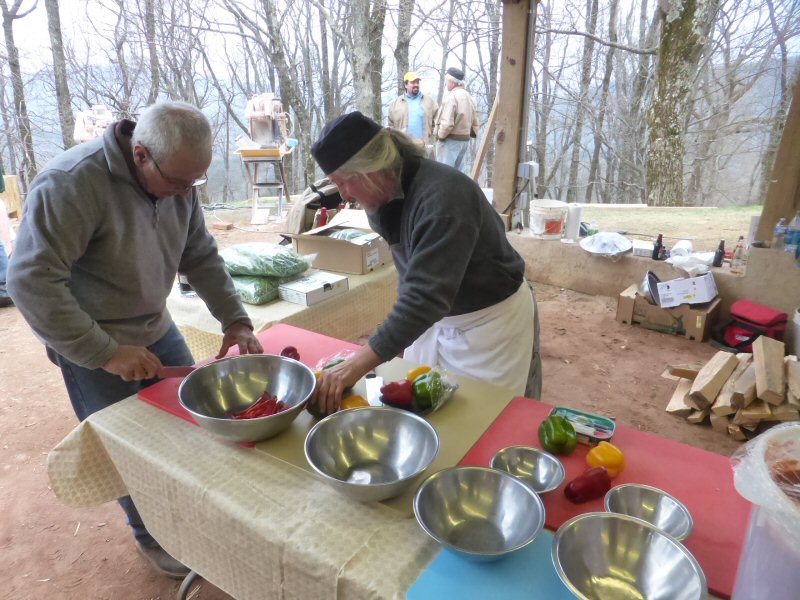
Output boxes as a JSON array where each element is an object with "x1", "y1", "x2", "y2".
[{"x1": 0, "y1": 205, "x2": 752, "y2": 599}]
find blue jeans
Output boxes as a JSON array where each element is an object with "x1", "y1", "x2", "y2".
[
  {"x1": 0, "y1": 239, "x2": 8, "y2": 293},
  {"x1": 48, "y1": 323, "x2": 194, "y2": 547},
  {"x1": 436, "y1": 138, "x2": 472, "y2": 175}
]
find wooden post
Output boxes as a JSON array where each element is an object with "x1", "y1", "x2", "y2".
[
  {"x1": 493, "y1": 0, "x2": 534, "y2": 223},
  {"x1": 756, "y1": 75, "x2": 800, "y2": 242},
  {"x1": 470, "y1": 97, "x2": 499, "y2": 182}
]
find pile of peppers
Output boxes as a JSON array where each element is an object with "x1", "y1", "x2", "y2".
[{"x1": 381, "y1": 366, "x2": 445, "y2": 414}]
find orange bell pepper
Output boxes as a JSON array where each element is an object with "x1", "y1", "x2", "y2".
[{"x1": 586, "y1": 441, "x2": 625, "y2": 478}]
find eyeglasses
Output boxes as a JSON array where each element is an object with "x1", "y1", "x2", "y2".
[{"x1": 144, "y1": 146, "x2": 207, "y2": 190}]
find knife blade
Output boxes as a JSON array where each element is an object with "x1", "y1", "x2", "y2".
[{"x1": 364, "y1": 372, "x2": 384, "y2": 406}]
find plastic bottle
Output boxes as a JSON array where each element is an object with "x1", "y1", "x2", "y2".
[
  {"x1": 713, "y1": 239, "x2": 725, "y2": 267},
  {"x1": 730, "y1": 236, "x2": 748, "y2": 275},
  {"x1": 652, "y1": 234, "x2": 663, "y2": 260},
  {"x1": 785, "y1": 211, "x2": 800, "y2": 254},
  {"x1": 772, "y1": 217, "x2": 787, "y2": 250},
  {"x1": 318, "y1": 207, "x2": 328, "y2": 227}
]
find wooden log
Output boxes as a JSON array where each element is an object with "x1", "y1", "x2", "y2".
[
  {"x1": 689, "y1": 351, "x2": 739, "y2": 409},
  {"x1": 712, "y1": 354, "x2": 752, "y2": 416},
  {"x1": 753, "y1": 335, "x2": 786, "y2": 405},
  {"x1": 771, "y1": 402, "x2": 800, "y2": 422},
  {"x1": 709, "y1": 413, "x2": 730, "y2": 433},
  {"x1": 210, "y1": 221, "x2": 234, "y2": 230},
  {"x1": 728, "y1": 423, "x2": 747, "y2": 441},
  {"x1": 667, "y1": 363, "x2": 704, "y2": 380},
  {"x1": 732, "y1": 364, "x2": 758, "y2": 409},
  {"x1": 733, "y1": 399, "x2": 772, "y2": 427},
  {"x1": 665, "y1": 379, "x2": 694, "y2": 417},
  {"x1": 687, "y1": 408, "x2": 710, "y2": 424},
  {"x1": 786, "y1": 358, "x2": 800, "y2": 407}
]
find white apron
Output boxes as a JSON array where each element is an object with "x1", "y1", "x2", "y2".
[{"x1": 404, "y1": 282, "x2": 535, "y2": 395}]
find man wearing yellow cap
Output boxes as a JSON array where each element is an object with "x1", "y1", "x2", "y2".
[{"x1": 387, "y1": 71, "x2": 439, "y2": 151}]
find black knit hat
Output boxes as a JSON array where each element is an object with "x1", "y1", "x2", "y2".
[
  {"x1": 446, "y1": 67, "x2": 465, "y2": 81},
  {"x1": 311, "y1": 111, "x2": 383, "y2": 174}
]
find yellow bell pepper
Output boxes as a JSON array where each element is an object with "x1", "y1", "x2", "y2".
[
  {"x1": 406, "y1": 365, "x2": 432, "y2": 382},
  {"x1": 586, "y1": 441, "x2": 625, "y2": 478}
]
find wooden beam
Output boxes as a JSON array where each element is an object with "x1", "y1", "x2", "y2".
[
  {"x1": 667, "y1": 363, "x2": 703, "y2": 380},
  {"x1": 753, "y1": 336, "x2": 785, "y2": 405},
  {"x1": 688, "y1": 351, "x2": 739, "y2": 409},
  {"x1": 493, "y1": 0, "x2": 533, "y2": 222},
  {"x1": 732, "y1": 363, "x2": 757, "y2": 409},
  {"x1": 756, "y1": 74, "x2": 800, "y2": 242},
  {"x1": 712, "y1": 353, "x2": 752, "y2": 416},
  {"x1": 471, "y1": 96, "x2": 499, "y2": 182},
  {"x1": 665, "y1": 378, "x2": 693, "y2": 417}
]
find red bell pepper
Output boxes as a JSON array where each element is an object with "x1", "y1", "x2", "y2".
[
  {"x1": 564, "y1": 466, "x2": 612, "y2": 503},
  {"x1": 380, "y1": 379, "x2": 414, "y2": 409},
  {"x1": 279, "y1": 346, "x2": 301, "y2": 361}
]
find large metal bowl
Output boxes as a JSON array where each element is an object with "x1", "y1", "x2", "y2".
[
  {"x1": 413, "y1": 466, "x2": 545, "y2": 561},
  {"x1": 178, "y1": 354, "x2": 316, "y2": 443},
  {"x1": 304, "y1": 406, "x2": 439, "y2": 502},
  {"x1": 552, "y1": 512, "x2": 707, "y2": 600},
  {"x1": 490, "y1": 446, "x2": 565, "y2": 494},
  {"x1": 604, "y1": 483, "x2": 694, "y2": 541}
]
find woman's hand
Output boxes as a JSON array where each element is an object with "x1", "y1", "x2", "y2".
[{"x1": 313, "y1": 345, "x2": 383, "y2": 415}]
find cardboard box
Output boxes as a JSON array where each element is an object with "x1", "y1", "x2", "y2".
[
  {"x1": 282, "y1": 209, "x2": 392, "y2": 275},
  {"x1": 616, "y1": 284, "x2": 720, "y2": 341},
  {"x1": 655, "y1": 272, "x2": 718, "y2": 308},
  {"x1": 632, "y1": 239, "x2": 654, "y2": 257},
  {"x1": 278, "y1": 271, "x2": 349, "y2": 306}
]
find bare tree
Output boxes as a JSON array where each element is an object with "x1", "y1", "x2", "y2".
[
  {"x1": 44, "y1": 0, "x2": 74, "y2": 149},
  {"x1": 0, "y1": 0, "x2": 38, "y2": 186}
]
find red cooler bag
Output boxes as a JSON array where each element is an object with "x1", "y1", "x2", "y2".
[{"x1": 722, "y1": 299, "x2": 787, "y2": 352}]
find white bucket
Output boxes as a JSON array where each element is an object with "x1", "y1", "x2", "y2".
[
  {"x1": 792, "y1": 308, "x2": 800, "y2": 357},
  {"x1": 529, "y1": 199, "x2": 568, "y2": 239}
]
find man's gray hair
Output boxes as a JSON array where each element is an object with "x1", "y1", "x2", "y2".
[
  {"x1": 133, "y1": 101, "x2": 212, "y2": 162},
  {"x1": 445, "y1": 74, "x2": 465, "y2": 87}
]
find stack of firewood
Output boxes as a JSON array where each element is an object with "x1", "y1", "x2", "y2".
[{"x1": 665, "y1": 336, "x2": 800, "y2": 441}]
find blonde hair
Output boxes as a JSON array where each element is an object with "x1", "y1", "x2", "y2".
[{"x1": 337, "y1": 128, "x2": 424, "y2": 178}]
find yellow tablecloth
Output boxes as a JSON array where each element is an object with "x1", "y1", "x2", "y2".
[
  {"x1": 168, "y1": 266, "x2": 398, "y2": 359},
  {"x1": 47, "y1": 398, "x2": 436, "y2": 599}
]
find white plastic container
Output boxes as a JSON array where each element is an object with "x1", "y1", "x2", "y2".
[
  {"x1": 731, "y1": 423, "x2": 800, "y2": 599},
  {"x1": 792, "y1": 308, "x2": 800, "y2": 357},
  {"x1": 529, "y1": 199, "x2": 567, "y2": 239}
]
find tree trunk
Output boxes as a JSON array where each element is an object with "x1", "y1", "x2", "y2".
[
  {"x1": 350, "y1": 0, "x2": 374, "y2": 116},
  {"x1": 0, "y1": 0, "x2": 38, "y2": 185},
  {"x1": 393, "y1": 0, "x2": 415, "y2": 95},
  {"x1": 646, "y1": 0, "x2": 721, "y2": 207},
  {"x1": 437, "y1": 0, "x2": 456, "y2": 105},
  {"x1": 368, "y1": 0, "x2": 386, "y2": 121},
  {"x1": 144, "y1": 0, "x2": 160, "y2": 104},
  {"x1": 585, "y1": 0, "x2": 617, "y2": 204},
  {"x1": 566, "y1": 0, "x2": 598, "y2": 203},
  {"x1": 45, "y1": 0, "x2": 75, "y2": 149}
]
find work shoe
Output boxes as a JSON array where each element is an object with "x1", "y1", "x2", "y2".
[{"x1": 135, "y1": 540, "x2": 190, "y2": 579}]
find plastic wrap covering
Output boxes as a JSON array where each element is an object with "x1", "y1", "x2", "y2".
[
  {"x1": 231, "y1": 276, "x2": 281, "y2": 305},
  {"x1": 731, "y1": 422, "x2": 800, "y2": 599},
  {"x1": 578, "y1": 232, "x2": 633, "y2": 259},
  {"x1": 327, "y1": 228, "x2": 372, "y2": 242},
  {"x1": 220, "y1": 243, "x2": 310, "y2": 277}
]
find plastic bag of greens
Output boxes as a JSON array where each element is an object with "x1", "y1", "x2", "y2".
[
  {"x1": 220, "y1": 243, "x2": 310, "y2": 277},
  {"x1": 327, "y1": 228, "x2": 371, "y2": 242},
  {"x1": 231, "y1": 275, "x2": 281, "y2": 305}
]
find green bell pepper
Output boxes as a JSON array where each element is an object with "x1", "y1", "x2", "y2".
[
  {"x1": 411, "y1": 371, "x2": 443, "y2": 413},
  {"x1": 538, "y1": 415, "x2": 577, "y2": 455}
]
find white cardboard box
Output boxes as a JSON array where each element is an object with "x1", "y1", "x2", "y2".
[
  {"x1": 655, "y1": 272, "x2": 718, "y2": 308},
  {"x1": 632, "y1": 239, "x2": 654, "y2": 257},
  {"x1": 278, "y1": 271, "x2": 349, "y2": 306}
]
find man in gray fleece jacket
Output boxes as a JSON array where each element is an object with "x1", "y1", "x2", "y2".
[{"x1": 7, "y1": 101, "x2": 262, "y2": 578}]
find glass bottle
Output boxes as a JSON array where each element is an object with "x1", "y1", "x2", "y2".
[
  {"x1": 652, "y1": 234, "x2": 663, "y2": 260},
  {"x1": 772, "y1": 217, "x2": 787, "y2": 250},
  {"x1": 713, "y1": 240, "x2": 725, "y2": 267},
  {"x1": 730, "y1": 236, "x2": 748, "y2": 275}
]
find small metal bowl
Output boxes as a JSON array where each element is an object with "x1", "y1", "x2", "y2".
[
  {"x1": 178, "y1": 354, "x2": 316, "y2": 443},
  {"x1": 604, "y1": 483, "x2": 694, "y2": 541},
  {"x1": 490, "y1": 446, "x2": 565, "y2": 493},
  {"x1": 304, "y1": 406, "x2": 439, "y2": 502},
  {"x1": 552, "y1": 512, "x2": 707, "y2": 600},
  {"x1": 413, "y1": 466, "x2": 545, "y2": 561}
]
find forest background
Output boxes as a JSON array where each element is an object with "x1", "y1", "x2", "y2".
[{"x1": 0, "y1": 0, "x2": 799, "y2": 210}]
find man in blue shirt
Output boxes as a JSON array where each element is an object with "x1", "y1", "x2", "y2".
[{"x1": 387, "y1": 71, "x2": 439, "y2": 151}]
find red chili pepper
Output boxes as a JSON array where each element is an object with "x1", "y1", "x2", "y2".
[
  {"x1": 564, "y1": 466, "x2": 612, "y2": 503},
  {"x1": 233, "y1": 391, "x2": 287, "y2": 419},
  {"x1": 280, "y1": 346, "x2": 301, "y2": 361},
  {"x1": 380, "y1": 379, "x2": 414, "y2": 409}
]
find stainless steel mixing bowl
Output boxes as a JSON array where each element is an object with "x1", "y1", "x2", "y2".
[
  {"x1": 490, "y1": 445, "x2": 565, "y2": 493},
  {"x1": 552, "y1": 512, "x2": 707, "y2": 600},
  {"x1": 604, "y1": 483, "x2": 694, "y2": 541},
  {"x1": 413, "y1": 466, "x2": 545, "y2": 561},
  {"x1": 178, "y1": 354, "x2": 316, "y2": 443},
  {"x1": 304, "y1": 406, "x2": 439, "y2": 502}
]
